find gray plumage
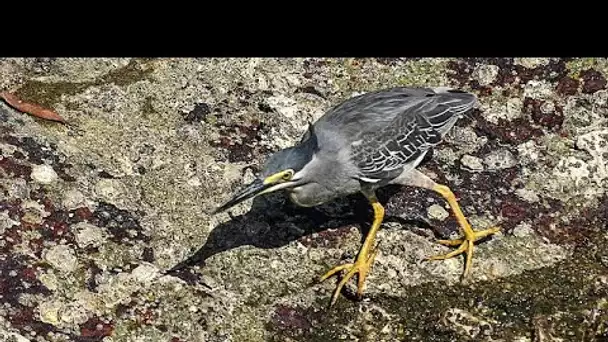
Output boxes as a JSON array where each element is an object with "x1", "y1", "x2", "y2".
[
  {"x1": 215, "y1": 86, "x2": 477, "y2": 212},
  {"x1": 316, "y1": 86, "x2": 476, "y2": 183},
  {"x1": 258, "y1": 86, "x2": 475, "y2": 205}
]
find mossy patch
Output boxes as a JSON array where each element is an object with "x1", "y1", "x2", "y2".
[
  {"x1": 566, "y1": 58, "x2": 608, "y2": 79},
  {"x1": 267, "y1": 233, "x2": 608, "y2": 341},
  {"x1": 396, "y1": 58, "x2": 450, "y2": 87},
  {"x1": 14, "y1": 59, "x2": 155, "y2": 108}
]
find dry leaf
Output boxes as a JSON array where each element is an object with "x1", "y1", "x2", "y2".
[{"x1": 1, "y1": 91, "x2": 67, "y2": 123}]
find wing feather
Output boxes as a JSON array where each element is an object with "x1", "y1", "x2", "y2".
[{"x1": 340, "y1": 87, "x2": 477, "y2": 183}]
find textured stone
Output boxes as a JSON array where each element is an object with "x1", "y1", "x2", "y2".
[
  {"x1": 44, "y1": 245, "x2": 78, "y2": 273},
  {"x1": 472, "y1": 64, "x2": 500, "y2": 86},
  {"x1": 460, "y1": 154, "x2": 484, "y2": 172},
  {"x1": 427, "y1": 204, "x2": 449, "y2": 221},
  {"x1": 1, "y1": 57, "x2": 607, "y2": 342},
  {"x1": 30, "y1": 164, "x2": 58, "y2": 184}
]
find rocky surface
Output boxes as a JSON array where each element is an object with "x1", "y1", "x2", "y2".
[{"x1": 0, "y1": 57, "x2": 607, "y2": 341}]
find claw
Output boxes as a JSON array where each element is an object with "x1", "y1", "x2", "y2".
[
  {"x1": 320, "y1": 191, "x2": 385, "y2": 307},
  {"x1": 319, "y1": 263, "x2": 353, "y2": 282},
  {"x1": 427, "y1": 226, "x2": 500, "y2": 278},
  {"x1": 320, "y1": 247, "x2": 379, "y2": 307}
]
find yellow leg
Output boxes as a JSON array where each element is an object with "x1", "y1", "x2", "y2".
[
  {"x1": 320, "y1": 192, "x2": 384, "y2": 307},
  {"x1": 426, "y1": 184, "x2": 500, "y2": 278}
]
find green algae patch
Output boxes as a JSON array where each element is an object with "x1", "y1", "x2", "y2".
[
  {"x1": 99, "y1": 59, "x2": 155, "y2": 87},
  {"x1": 15, "y1": 80, "x2": 90, "y2": 108},
  {"x1": 14, "y1": 59, "x2": 155, "y2": 108}
]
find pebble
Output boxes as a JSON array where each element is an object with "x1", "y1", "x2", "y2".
[
  {"x1": 460, "y1": 155, "x2": 484, "y2": 172},
  {"x1": 512, "y1": 222, "x2": 534, "y2": 238},
  {"x1": 0, "y1": 331, "x2": 30, "y2": 342},
  {"x1": 0, "y1": 211, "x2": 19, "y2": 234},
  {"x1": 44, "y1": 245, "x2": 78, "y2": 273},
  {"x1": 31, "y1": 164, "x2": 58, "y2": 184},
  {"x1": 427, "y1": 204, "x2": 449, "y2": 221},
  {"x1": 472, "y1": 64, "x2": 499, "y2": 86},
  {"x1": 38, "y1": 300, "x2": 61, "y2": 326},
  {"x1": 131, "y1": 263, "x2": 160, "y2": 283},
  {"x1": 483, "y1": 149, "x2": 518, "y2": 170},
  {"x1": 62, "y1": 189, "x2": 86, "y2": 210},
  {"x1": 513, "y1": 57, "x2": 551, "y2": 69},
  {"x1": 72, "y1": 222, "x2": 105, "y2": 248},
  {"x1": 39, "y1": 272, "x2": 59, "y2": 291},
  {"x1": 94, "y1": 178, "x2": 126, "y2": 202}
]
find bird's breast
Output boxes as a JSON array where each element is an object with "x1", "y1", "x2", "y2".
[
  {"x1": 287, "y1": 188, "x2": 322, "y2": 207},
  {"x1": 287, "y1": 183, "x2": 335, "y2": 208}
]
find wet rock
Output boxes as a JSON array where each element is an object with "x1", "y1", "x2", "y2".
[
  {"x1": 30, "y1": 164, "x2": 58, "y2": 184},
  {"x1": 441, "y1": 308, "x2": 496, "y2": 340},
  {"x1": 43, "y1": 245, "x2": 78, "y2": 273},
  {"x1": 3, "y1": 57, "x2": 608, "y2": 341}
]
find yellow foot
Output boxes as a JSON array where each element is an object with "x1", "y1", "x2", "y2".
[
  {"x1": 426, "y1": 226, "x2": 500, "y2": 278},
  {"x1": 319, "y1": 247, "x2": 379, "y2": 307}
]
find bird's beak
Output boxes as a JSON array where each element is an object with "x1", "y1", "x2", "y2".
[{"x1": 212, "y1": 178, "x2": 272, "y2": 214}]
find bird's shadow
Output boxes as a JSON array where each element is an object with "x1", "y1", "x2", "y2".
[{"x1": 165, "y1": 183, "x2": 444, "y2": 285}]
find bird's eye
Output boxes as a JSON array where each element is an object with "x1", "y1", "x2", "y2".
[{"x1": 282, "y1": 170, "x2": 294, "y2": 180}]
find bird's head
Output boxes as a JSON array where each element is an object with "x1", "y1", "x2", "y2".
[{"x1": 212, "y1": 123, "x2": 318, "y2": 214}]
